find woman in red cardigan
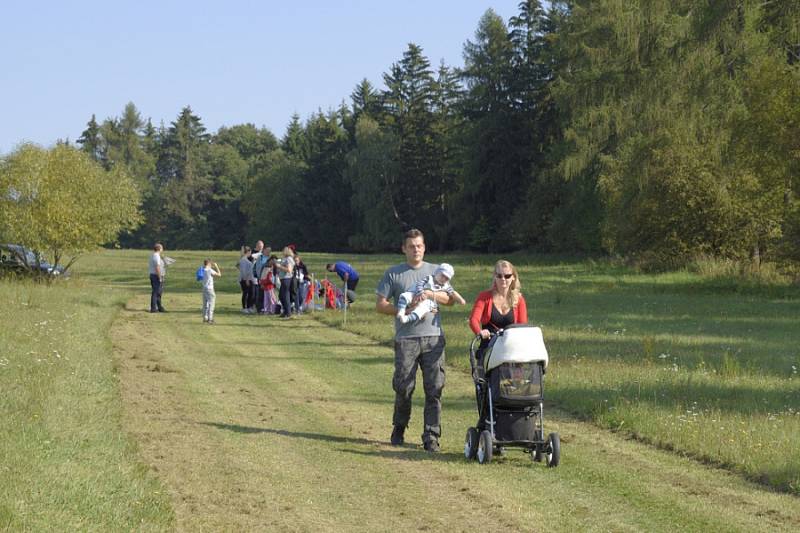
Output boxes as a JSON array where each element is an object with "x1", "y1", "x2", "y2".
[{"x1": 469, "y1": 259, "x2": 527, "y2": 348}]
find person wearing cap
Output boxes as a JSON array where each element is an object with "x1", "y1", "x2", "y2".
[{"x1": 395, "y1": 262, "x2": 465, "y2": 324}]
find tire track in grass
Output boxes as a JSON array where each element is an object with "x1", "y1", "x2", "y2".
[
  {"x1": 114, "y1": 293, "x2": 800, "y2": 532},
  {"x1": 114, "y1": 296, "x2": 528, "y2": 531}
]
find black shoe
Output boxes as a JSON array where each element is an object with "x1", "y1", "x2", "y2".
[
  {"x1": 424, "y1": 438, "x2": 440, "y2": 453},
  {"x1": 158, "y1": 308, "x2": 167, "y2": 313},
  {"x1": 149, "y1": 310, "x2": 158, "y2": 313},
  {"x1": 390, "y1": 425, "x2": 405, "y2": 446}
]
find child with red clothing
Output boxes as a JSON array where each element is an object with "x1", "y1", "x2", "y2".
[{"x1": 259, "y1": 255, "x2": 279, "y2": 314}]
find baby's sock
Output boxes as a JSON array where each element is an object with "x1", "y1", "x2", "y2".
[{"x1": 398, "y1": 312, "x2": 420, "y2": 324}]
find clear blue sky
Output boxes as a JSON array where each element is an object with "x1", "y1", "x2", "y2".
[{"x1": 1, "y1": 1, "x2": 523, "y2": 155}]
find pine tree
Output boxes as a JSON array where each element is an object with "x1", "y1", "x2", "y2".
[
  {"x1": 459, "y1": 10, "x2": 526, "y2": 250},
  {"x1": 381, "y1": 43, "x2": 448, "y2": 244},
  {"x1": 77, "y1": 115, "x2": 101, "y2": 162},
  {"x1": 351, "y1": 78, "x2": 382, "y2": 122},
  {"x1": 281, "y1": 113, "x2": 308, "y2": 160},
  {"x1": 153, "y1": 106, "x2": 213, "y2": 247}
]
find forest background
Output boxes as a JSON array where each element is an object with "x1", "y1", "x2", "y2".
[{"x1": 49, "y1": 1, "x2": 800, "y2": 269}]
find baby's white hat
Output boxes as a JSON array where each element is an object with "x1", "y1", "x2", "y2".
[{"x1": 435, "y1": 263, "x2": 455, "y2": 280}]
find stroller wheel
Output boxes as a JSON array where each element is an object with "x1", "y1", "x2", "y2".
[
  {"x1": 546, "y1": 432, "x2": 561, "y2": 468},
  {"x1": 464, "y1": 427, "x2": 479, "y2": 460},
  {"x1": 532, "y1": 449, "x2": 542, "y2": 462},
  {"x1": 477, "y1": 430, "x2": 493, "y2": 464}
]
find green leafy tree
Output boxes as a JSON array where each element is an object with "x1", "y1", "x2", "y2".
[
  {"x1": 215, "y1": 123, "x2": 278, "y2": 164},
  {"x1": 345, "y1": 116, "x2": 402, "y2": 250},
  {"x1": 732, "y1": 52, "x2": 800, "y2": 263},
  {"x1": 295, "y1": 111, "x2": 352, "y2": 250},
  {"x1": 551, "y1": 1, "x2": 751, "y2": 262},
  {"x1": 242, "y1": 150, "x2": 307, "y2": 248},
  {"x1": 204, "y1": 142, "x2": 249, "y2": 249},
  {"x1": 212, "y1": 123, "x2": 280, "y2": 248},
  {"x1": 0, "y1": 144, "x2": 141, "y2": 272}
]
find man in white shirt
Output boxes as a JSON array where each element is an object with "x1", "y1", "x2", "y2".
[{"x1": 148, "y1": 243, "x2": 166, "y2": 313}]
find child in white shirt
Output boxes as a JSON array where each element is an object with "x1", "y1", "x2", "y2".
[
  {"x1": 396, "y1": 263, "x2": 466, "y2": 325},
  {"x1": 202, "y1": 259, "x2": 222, "y2": 323}
]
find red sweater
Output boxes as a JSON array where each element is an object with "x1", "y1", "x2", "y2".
[{"x1": 469, "y1": 290, "x2": 528, "y2": 334}]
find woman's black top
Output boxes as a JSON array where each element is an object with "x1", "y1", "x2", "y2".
[
  {"x1": 294, "y1": 261, "x2": 309, "y2": 280},
  {"x1": 477, "y1": 304, "x2": 516, "y2": 360},
  {"x1": 487, "y1": 304, "x2": 515, "y2": 333}
]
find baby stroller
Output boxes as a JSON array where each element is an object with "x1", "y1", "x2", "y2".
[{"x1": 464, "y1": 324, "x2": 561, "y2": 466}]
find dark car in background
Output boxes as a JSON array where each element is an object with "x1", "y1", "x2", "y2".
[{"x1": 0, "y1": 244, "x2": 67, "y2": 277}]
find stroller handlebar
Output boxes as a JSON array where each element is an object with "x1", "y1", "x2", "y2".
[{"x1": 469, "y1": 331, "x2": 500, "y2": 378}]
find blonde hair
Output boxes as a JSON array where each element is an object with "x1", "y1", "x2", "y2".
[
  {"x1": 493, "y1": 259, "x2": 521, "y2": 308},
  {"x1": 282, "y1": 246, "x2": 295, "y2": 257}
]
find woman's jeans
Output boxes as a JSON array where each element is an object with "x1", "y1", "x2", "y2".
[
  {"x1": 240, "y1": 280, "x2": 253, "y2": 309},
  {"x1": 279, "y1": 278, "x2": 292, "y2": 317},
  {"x1": 296, "y1": 281, "x2": 309, "y2": 313},
  {"x1": 150, "y1": 274, "x2": 163, "y2": 311}
]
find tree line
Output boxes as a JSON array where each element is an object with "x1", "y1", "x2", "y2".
[{"x1": 68, "y1": 1, "x2": 799, "y2": 267}]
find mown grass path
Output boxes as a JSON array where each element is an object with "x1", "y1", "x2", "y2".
[{"x1": 112, "y1": 290, "x2": 800, "y2": 532}]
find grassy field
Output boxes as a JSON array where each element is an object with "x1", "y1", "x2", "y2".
[
  {"x1": 2, "y1": 248, "x2": 799, "y2": 530},
  {"x1": 295, "y1": 251, "x2": 799, "y2": 495},
  {"x1": 0, "y1": 276, "x2": 174, "y2": 530}
]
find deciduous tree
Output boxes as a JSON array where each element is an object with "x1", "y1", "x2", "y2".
[{"x1": 0, "y1": 144, "x2": 141, "y2": 272}]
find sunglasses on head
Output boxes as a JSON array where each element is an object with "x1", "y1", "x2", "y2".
[{"x1": 495, "y1": 273, "x2": 513, "y2": 279}]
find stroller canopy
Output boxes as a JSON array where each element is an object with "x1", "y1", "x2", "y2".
[{"x1": 485, "y1": 325, "x2": 549, "y2": 372}]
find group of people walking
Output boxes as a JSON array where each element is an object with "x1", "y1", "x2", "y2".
[{"x1": 149, "y1": 228, "x2": 527, "y2": 454}]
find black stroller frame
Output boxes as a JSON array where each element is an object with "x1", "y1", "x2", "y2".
[{"x1": 464, "y1": 326, "x2": 561, "y2": 466}]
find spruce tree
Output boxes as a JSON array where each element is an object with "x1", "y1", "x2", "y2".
[{"x1": 77, "y1": 115, "x2": 101, "y2": 162}]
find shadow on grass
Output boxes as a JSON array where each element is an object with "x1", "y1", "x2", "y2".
[
  {"x1": 201, "y1": 421, "x2": 382, "y2": 447},
  {"x1": 201, "y1": 421, "x2": 466, "y2": 462},
  {"x1": 339, "y1": 447, "x2": 465, "y2": 463}
]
